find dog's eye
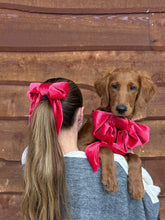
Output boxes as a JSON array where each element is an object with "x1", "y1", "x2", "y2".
[
  {"x1": 130, "y1": 85, "x2": 137, "y2": 91},
  {"x1": 111, "y1": 84, "x2": 118, "y2": 89}
]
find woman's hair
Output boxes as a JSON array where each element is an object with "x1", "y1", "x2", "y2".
[{"x1": 22, "y1": 78, "x2": 83, "y2": 220}]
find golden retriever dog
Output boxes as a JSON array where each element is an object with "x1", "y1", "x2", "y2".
[{"x1": 78, "y1": 69, "x2": 156, "y2": 200}]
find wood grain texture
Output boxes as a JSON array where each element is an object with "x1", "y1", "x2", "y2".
[
  {"x1": 0, "y1": 120, "x2": 28, "y2": 161},
  {"x1": 0, "y1": 0, "x2": 165, "y2": 14},
  {"x1": 0, "y1": 51, "x2": 164, "y2": 84},
  {"x1": 0, "y1": 84, "x2": 164, "y2": 118},
  {"x1": 159, "y1": 197, "x2": 165, "y2": 220},
  {"x1": 150, "y1": 13, "x2": 165, "y2": 50},
  {"x1": 0, "y1": 120, "x2": 165, "y2": 161},
  {"x1": 134, "y1": 120, "x2": 165, "y2": 157},
  {"x1": 0, "y1": 159, "x2": 23, "y2": 192},
  {"x1": 0, "y1": 9, "x2": 150, "y2": 52},
  {"x1": 0, "y1": 194, "x2": 23, "y2": 220},
  {"x1": 142, "y1": 157, "x2": 165, "y2": 197}
]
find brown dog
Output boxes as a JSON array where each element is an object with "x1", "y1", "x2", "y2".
[{"x1": 78, "y1": 69, "x2": 156, "y2": 200}]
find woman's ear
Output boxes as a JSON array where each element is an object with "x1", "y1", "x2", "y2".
[
  {"x1": 94, "y1": 73, "x2": 112, "y2": 108},
  {"x1": 77, "y1": 107, "x2": 84, "y2": 130},
  {"x1": 133, "y1": 72, "x2": 156, "y2": 120},
  {"x1": 79, "y1": 106, "x2": 84, "y2": 123}
]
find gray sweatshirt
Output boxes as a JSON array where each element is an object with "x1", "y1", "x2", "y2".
[
  {"x1": 22, "y1": 149, "x2": 160, "y2": 220},
  {"x1": 64, "y1": 151, "x2": 160, "y2": 220}
]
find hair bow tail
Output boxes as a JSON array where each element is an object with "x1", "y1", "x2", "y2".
[
  {"x1": 86, "y1": 141, "x2": 115, "y2": 172},
  {"x1": 51, "y1": 100, "x2": 63, "y2": 136},
  {"x1": 27, "y1": 83, "x2": 42, "y2": 123},
  {"x1": 85, "y1": 142, "x2": 101, "y2": 172}
]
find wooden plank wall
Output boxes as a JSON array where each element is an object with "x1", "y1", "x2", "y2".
[{"x1": 0, "y1": 1, "x2": 165, "y2": 219}]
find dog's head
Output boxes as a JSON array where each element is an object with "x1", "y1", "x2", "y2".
[{"x1": 94, "y1": 69, "x2": 156, "y2": 120}]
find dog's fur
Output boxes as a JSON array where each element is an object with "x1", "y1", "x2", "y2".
[{"x1": 78, "y1": 69, "x2": 156, "y2": 200}]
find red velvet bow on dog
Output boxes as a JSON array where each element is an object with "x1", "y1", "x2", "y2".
[
  {"x1": 85, "y1": 110, "x2": 150, "y2": 172},
  {"x1": 27, "y1": 82, "x2": 69, "y2": 136}
]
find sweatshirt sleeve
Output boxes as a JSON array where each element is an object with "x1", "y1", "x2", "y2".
[
  {"x1": 142, "y1": 168, "x2": 160, "y2": 204},
  {"x1": 114, "y1": 154, "x2": 160, "y2": 220},
  {"x1": 21, "y1": 146, "x2": 28, "y2": 166},
  {"x1": 141, "y1": 168, "x2": 160, "y2": 220}
]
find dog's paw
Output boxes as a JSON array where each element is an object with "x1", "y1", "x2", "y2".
[
  {"x1": 102, "y1": 177, "x2": 118, "y2": 193},
  {"x1": 129, "y1": 182, "x2": 145, "y2": 200}
]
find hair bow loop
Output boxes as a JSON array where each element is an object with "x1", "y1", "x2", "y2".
[{"x1": 48, "y1": 82, "x2": 69, "y2": 100}]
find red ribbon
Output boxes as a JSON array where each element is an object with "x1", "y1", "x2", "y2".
[
  {"x1": 27, "y1": 82, "x2": 69, "y2": 136},
  {"x1": 85, "y1": 110, "x2": 150, "y2": 172}
]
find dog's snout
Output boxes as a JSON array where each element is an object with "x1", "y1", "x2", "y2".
[{"x1": 116, "y1": 105, "x2": 127, "y2": 114}]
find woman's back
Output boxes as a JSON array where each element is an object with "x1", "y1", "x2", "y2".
[{"x1": 64, "y1": 151, "x2": 160, "y2": 220}]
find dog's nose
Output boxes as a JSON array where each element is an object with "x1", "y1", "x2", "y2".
[{"x1": 116, "y1": 105, "x2": 127, "y2": 114}]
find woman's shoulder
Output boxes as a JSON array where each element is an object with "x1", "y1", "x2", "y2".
[
  {"x1": 64, "y1": 151, "x2": 128, "y2": 173},
  {"x1": 21, "y1": 146, "x2": 28, "y2": 165},
  {"x1": 64, "y1": 151, "x2": 160, "y2": 205},
  {"x1": 64, "y1": 151, "x2": 128, "y2": 185}
]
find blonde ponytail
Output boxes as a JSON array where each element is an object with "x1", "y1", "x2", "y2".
[{"x1": 22, "y1": 100, "x2": 69, "y2": 220}]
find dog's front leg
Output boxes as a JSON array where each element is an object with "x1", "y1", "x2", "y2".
[
  {"x1": 99, "y1": 147, "x2": 118, "y2": 193},
  {"x1": 125, "y1": 153, "x2": 145, "y2": 200}
]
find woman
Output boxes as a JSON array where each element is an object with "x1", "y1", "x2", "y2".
[{"x1": 22, "y1": 78, "x2": 160, "y2": 220}]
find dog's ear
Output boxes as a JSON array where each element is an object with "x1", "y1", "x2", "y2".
[
  {"x1": 133, "y1": 72, "x2": 156, "y2": 120},
  {"x1": 94, "y1": 73, "x2": 112, "y2": 108},
  {"x1": 138, "y1": 71, "x2": 156, "y2": 103}
]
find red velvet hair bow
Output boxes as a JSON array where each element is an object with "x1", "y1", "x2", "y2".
[
  {"x1": 85, "y1": 110, "x2": 150, "y2": 172},
  {"x1": 27, "y1": 82, "x2": 69, "y2": 136}
]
